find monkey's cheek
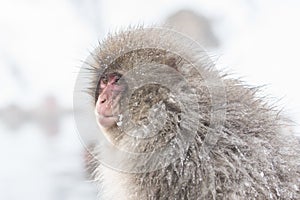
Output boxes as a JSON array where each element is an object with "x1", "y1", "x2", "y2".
[{"x1": 97, "y1": 116, "x2": 118, "y2": 129}]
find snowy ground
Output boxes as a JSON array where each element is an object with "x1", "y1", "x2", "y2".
[{"x1": 0, "y1": 0, "x2": 299, "y2": 200}]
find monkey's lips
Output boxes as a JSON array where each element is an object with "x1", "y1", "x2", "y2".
[{"x1": 96, "y1": 114, "x2": 119, "y2": 129}]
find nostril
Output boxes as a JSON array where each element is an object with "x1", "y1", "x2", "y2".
[{"x1": 100, "y1": 98, "x2": 106, "y2": 104}]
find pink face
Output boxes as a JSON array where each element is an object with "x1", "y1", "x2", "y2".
[{"x1": 95, "y1": 73, "x2": 124, "y2": 129}]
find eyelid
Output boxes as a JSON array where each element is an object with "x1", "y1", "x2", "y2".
[
  {"x1": 110, "y1": 72, "x2": 122, "y2": 84},
  {"x1": 114, "y1": 76, "x2": 121, "y2": 83}
]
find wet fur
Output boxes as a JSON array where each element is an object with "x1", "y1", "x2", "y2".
[{"x1": 86, "y1": 27, "x2": 300, "y2": 200}]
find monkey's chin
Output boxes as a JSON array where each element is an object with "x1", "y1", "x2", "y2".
[{"x1": 96, "y1": 115, "x2": 118, "y2": 129}]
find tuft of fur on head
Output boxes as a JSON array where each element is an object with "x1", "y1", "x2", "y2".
[{"x1": 86, "y1": 26, "x2": 300, "y2": 200}]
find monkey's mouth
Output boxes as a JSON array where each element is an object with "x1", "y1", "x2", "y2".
[{"x1": 96, "y1": 113, "x2": 119, "y2": 129}]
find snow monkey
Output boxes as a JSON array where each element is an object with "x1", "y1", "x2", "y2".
[{"x1": 78, "y1": 27, "x2": 299, "y2": 199}]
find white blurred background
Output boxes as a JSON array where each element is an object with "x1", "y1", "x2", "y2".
[{"x1": 0, "y1": 0, "x2": 299, "y2": 199}]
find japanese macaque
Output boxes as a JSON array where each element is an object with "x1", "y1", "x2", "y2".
[{"x1": 83, "y1": 27, "x2": 300, "y2": 200}]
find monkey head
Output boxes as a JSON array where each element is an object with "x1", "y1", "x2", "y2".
[{"x1": 85, "y1": 27, "x2": 223, "y2": 172}]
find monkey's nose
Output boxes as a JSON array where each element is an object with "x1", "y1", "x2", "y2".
[{"x1": 99, "y1": 94, "x2": 107, "y2": 104}]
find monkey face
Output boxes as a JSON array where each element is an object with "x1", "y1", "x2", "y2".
[{"x1": 95, "y1": 72, "x2": 125, "y2": 129}]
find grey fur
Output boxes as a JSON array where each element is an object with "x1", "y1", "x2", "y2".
[{"x1": 86, "y1": 27, "x2": 300, "y2": 200}]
